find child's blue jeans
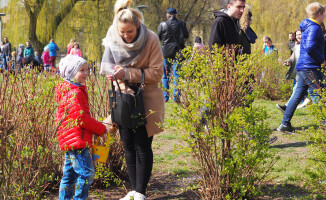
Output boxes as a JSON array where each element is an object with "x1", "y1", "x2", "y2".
[{"x1": 59, "y1": 148, "x2": 95, "y2": 200}]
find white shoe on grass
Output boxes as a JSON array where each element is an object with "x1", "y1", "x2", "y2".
[
  {"x1": 297, "y1": 98, "x2": 310, "y2": 109},
  {"x1": 134, "y1": 192, "x2": 147, "y2": 200},
  {"x1": 120, "y1": 190, "x2": 136, "y2": 200}
]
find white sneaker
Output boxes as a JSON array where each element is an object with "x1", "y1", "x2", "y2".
[
  {"x1": 297, "y1": 98, "x2": 310, "y2": 109},
  {"x1": 120, "y1": 191, "x2": 136, "y2": 200},
  {"x1": 133, "y1": 192, "x2": 147, "y2": 200}
]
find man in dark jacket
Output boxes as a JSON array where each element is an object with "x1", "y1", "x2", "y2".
[
  {"x1": 158, "y1": 7, "x2": 189, "y2": 102},
  {"x1": 208, "y1": 0, "x2": 245, "y2": 48}
]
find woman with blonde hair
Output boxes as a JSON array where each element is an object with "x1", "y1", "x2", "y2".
[
  {"x1": 67, "y1": 39, "x2": 76, "y2": 54},
  {"x1": 100, "y1": 0, "x2": 164, "y2": 199}
]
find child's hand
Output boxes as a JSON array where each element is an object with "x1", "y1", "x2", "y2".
[{"x1": 106, "y1": 74, "x2": 114, "y2": 81}]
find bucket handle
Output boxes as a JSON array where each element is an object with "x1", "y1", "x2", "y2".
[{"x1": 94, "y1": 132, "x2": 111, "y2": 148}]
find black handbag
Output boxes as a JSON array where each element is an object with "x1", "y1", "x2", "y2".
[{"x1": 109, "y1": 69, "x2": 146, "y2": 129}]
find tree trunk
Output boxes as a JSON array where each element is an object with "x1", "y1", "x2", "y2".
[{"x1": 28, "y1": 12, "x2": 43, "y2": 51}]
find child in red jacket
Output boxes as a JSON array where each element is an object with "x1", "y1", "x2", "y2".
[{"x1": 55, "y1": 54, "x2": 107, "y2": 200}]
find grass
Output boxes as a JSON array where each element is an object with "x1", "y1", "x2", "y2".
[{"x1": 150, "y1": 98, "x2": 325, "y2": 199}]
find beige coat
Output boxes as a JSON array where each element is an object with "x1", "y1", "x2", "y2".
[{"x1": 111, "y1": 30, "x2": 165, "y2": 137}]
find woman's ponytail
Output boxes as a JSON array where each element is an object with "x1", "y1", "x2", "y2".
[
  {"x1": 114, "y1": 0, "x2": 131, "y2": 15},
  {"x1": 114, "y1": 0, "x2": 144, "y2": 25}
]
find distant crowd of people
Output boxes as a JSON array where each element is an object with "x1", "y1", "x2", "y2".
[{"x1": 0, "y1": 37, "x2": 84, "y2": 74}]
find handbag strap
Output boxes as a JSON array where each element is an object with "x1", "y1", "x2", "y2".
[
  {"x1": 141, "y1": 69, "x2": 145, "y2": 87},
  {"x1": 111, "y1": 69, "x2": 145, "y2": 93}
]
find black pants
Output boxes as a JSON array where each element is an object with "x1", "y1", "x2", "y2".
[{"x1": 119, "y1": 126, "x2": 153, "y2": 195}]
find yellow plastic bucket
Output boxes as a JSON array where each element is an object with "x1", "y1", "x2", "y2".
[{"x1": 92, "y1": 133, "x2": 111, "y2": 163}]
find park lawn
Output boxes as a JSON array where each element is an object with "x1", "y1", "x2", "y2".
[{"x1": 148, "y1": 98, "x2": 322, "y2": 200}]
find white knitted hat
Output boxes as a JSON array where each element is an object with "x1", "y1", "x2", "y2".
[{"x1": 59, "y1": 54, "x2": 87, "y2": 81}]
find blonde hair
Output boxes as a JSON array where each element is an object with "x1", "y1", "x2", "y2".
[
  {"x1": 306, "y1": 2, "x2": 325, "y2": 19},
  {"x1": 240, "y1": 4, "x2": 250, "y2": 31},
  {"x1": 68, "y1": 39, "x2": 76, "y2": 48},
  {"x1": 114, "y1": 0, "x2": 144, "y2": 25},
  {"x1": 262, "y1": 36, "x2": 268, "y2": 42}
]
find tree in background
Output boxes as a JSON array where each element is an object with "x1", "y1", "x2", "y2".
[{"x1": 0, "y1": 0, "x2": 320, "y2": 61}]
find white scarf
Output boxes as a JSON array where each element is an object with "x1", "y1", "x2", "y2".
[{"x1": 100, "y1": 19, "x2": 148, "y2": 75}]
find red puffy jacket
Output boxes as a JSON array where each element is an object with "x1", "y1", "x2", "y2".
[{"x1": 55, "y1": 81, "x2": 106, "y2": 151}]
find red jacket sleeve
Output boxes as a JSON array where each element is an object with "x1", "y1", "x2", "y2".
[{"x1": 71, "y1": 89, "x2": 107, "y2": 135}]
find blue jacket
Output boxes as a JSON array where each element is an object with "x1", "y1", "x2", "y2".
[
  {"x1": 47, "y1": 42, "x2": 59, "y2": 57},
  {"x1": 296, "y1": 18, "x2": 325, "y2": 71}
]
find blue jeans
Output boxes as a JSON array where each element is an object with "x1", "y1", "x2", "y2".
[
  {"x1": 162, "y1": 58, "x2": 180, "y2": 102},
  {"x1": 282, "y1": 69, "x2": 323, "y2": 126},
  {"x1": 286, "y1": 79, "x2": 312, "y2": 106},
  {"x1": 59, "y1": 148, "x2": 95, "y2": 200},
  {"x1": 2, "y1": 55, "x2": 7, "y2": 70}
]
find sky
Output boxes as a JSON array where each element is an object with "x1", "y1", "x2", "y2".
[{"x1": 0, "y1": 0, "x2": 9, "y2": 10}]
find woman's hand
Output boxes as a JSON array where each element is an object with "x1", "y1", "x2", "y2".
[
  {"x1": 113, "y1": 66, "x2": 125, "y2": 79},
  {"x1": 283, "y1": 61, "x2": 290, "y2": 66},
  {"x1": 106, "y1": 66, "x2": 125, "y2": 81}
]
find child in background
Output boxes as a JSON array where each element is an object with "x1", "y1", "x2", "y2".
[
  {"x1": 35, "y1": 51, "x2": 43, "y2": 66},
  {"x1": 10, "y1": 51, "x2": 16, "y2": 70},
  {"x1": 70, "y1": 42, "x2": 82, "y2": 57},
  {"x1": 262, "y1": 36, "x2": 268, "y2": 52},
  {"x1": 55, "y1": 54, "x2": 108, "y2": 199},
  {"x1": 42, "y1": 46, "x2": 51, "y2": 72},
  {"x1": 193, "y1": 36, "x2": 205, "y2": 54}
]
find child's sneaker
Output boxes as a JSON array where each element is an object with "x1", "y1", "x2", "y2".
[
  {"x1": 120, "y1": 191, "x2": 136, "y2": 200},
  {"x1": 134, "y1": 192, "x2": 147, "y2": 200}
]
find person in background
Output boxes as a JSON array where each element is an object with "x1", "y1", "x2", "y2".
[
  {"x1": 42, "y1": 46, "x2": 51, "y2": 72},
  {"x1": 46, "y1": 39, "x2": 59, "y2": 68},
  {"x1": 3, "y1": 37, "x2": 11, "y2": 60},
  {"x1": 276, "y1": 29, "x2": 311, "y2": 112},
  {"x1": 2, "y1": 37, "x2": 11, "y2": 70},
  {"x1": 288, "y1": 32, "x2": 296, "y2": 55},
  {"x1": 55, "y1": 54, "x2": 107, "y2": 200},
  {"x1": 23, "y1": 41, "x2": 35, "y2": 59},
  {"x1": 263, "y1": 37, "x2": 278, "y2": 56},
  {"x1": 158, "y1": 7, "x2": 189, "y2": 103},
  {"x1": 35, "y1": 51, "x2": 43, "y2": 66},
  {"x1": 246, "y1": 11, "x2": 257, "y2": 44},
  {"x1": 193, "y1": 36, "x2": 205, "y2": 53},
  {"x1": 1, "y1": 42, "x2": 6, "y2": 70},
  {"x1": 101, "y1": 0, "x2": 165, "y2": 199},
  {"x1": 239, "y1": 4, "x2": 256, "y2": 54},
  {"x1": 277, "y1": 2, "x2": 325, "y2": 134},
  {"x1": 16, "y1": 44, "x2": 25, "y2": 69},
  {"x1": 262, "y1": 35, "x2": 268, "y2": 51},
  {"x1": 70, "y1": 42, "x2": 82, "y2": 57},
  {"x1": 67, "y1": 39, "x2": 76, "y2": 55},
  {"x1": 10, "y1": 51, "x2": 16, "y2": 71},
  {"x1": 208, "y1": 0, "x2": 245, "y2": 48}
]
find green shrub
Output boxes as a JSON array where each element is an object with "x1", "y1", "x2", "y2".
[
  {"x1": 302, "y1": 81, "x2": 326, "y2": 194},
  {"x1": 167, "y1": 46, "x2": 276, "y2": 199},
  {"x1": 252, "y1": 51, "x2": 292, "y2": 100}
]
